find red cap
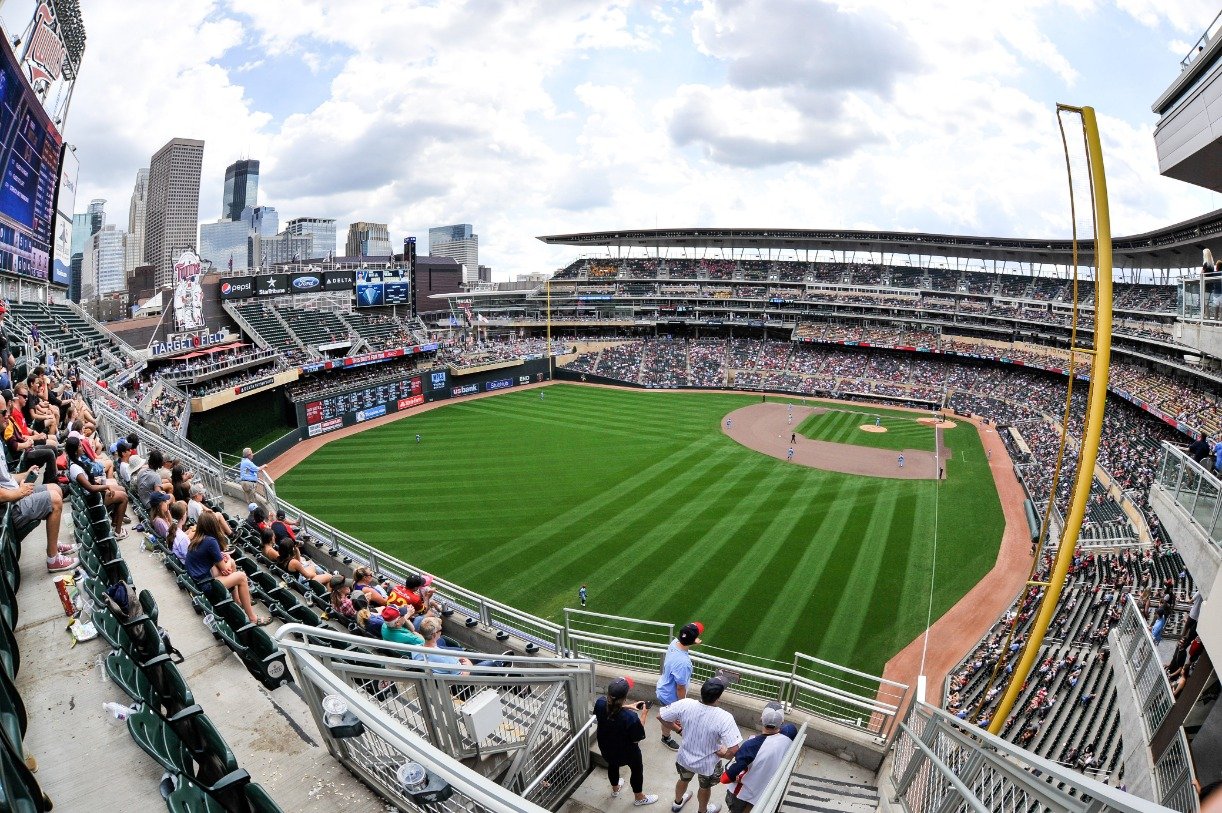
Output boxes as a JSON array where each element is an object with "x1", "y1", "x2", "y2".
[{"x1": 381, "y1": 606, "x2": 400, "y2": 621}]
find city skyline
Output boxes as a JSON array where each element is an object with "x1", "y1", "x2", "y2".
[{"x1": 13, "y1": 0, "x2": 1222, "y2": 281}]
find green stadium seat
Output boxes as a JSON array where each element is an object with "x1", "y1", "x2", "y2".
[
  {"x1": 0, "y1": 664, "x2": 27, "y2": 744},
  {"x1": 0, "y1": 618, "x2": 20, "y2": 678},
  {"x1": 0, "y1": 731, "x2": 52, "y2": 812}
]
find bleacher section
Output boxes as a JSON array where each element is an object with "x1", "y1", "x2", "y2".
[
  {"x1": 230, "y1": 303, "x2": 300, "y2": 354},
  {"x1": 275, "y1": 307, "x2": 350, "y2": 350},
  {"x1": 7, "y1": 302, "x2": 133, "y2": 376}
]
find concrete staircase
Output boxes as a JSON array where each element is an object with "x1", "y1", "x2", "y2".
[{"x1": 779, "y1": 771, "x2": 880, "y2": 813}]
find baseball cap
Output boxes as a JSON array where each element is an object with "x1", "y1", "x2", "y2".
[
  {"x1": 678, "y1": 621, "x2": 704, "y2": 646},
  {"x1": 247, "y1": 502, "x2": 260, "y2": 513},
  {"x1": 761, "y1": 706, "x2": 784, "y2": 729},
  {"x1": 148, "y1": 492, "x2": 171, "y2": 505},
  {"x1": 276, "y1": 509, "x2": 286, "y2": 520},
  {"x1": 700, "y1": 678, "x2": 726, "y2": 704},
  {"x1": 607, "y1": 676, "x2": 634, "y2": 698},
  {"x1": 381, "y1": 606, "x2": 400, "y2": 622},
  {"x1": 115, "y1": 441, "x2": 130, "y2": 454}
]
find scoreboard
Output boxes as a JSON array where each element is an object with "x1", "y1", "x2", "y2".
[
  {"x1": 302, "y1": 375, "x2": 426, "y2": 436},
  {"x1": 355, "y1": 267, "x2": 411, "y2": 308}
]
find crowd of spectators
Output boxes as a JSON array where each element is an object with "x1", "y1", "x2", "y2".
[
  {"x1": 548, "y1": 258, "x2": 1179, "y2": 315},
  {"x1": 154, "y1": 347, "x2": 280, "y2": 382},
  {"x1": 945, "y1": 546, "x2": 1196, "y2": 782}
]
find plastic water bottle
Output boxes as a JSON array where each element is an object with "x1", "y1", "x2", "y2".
[{"x1": 103, "y1": 702, "x2": 136, "y2": 722}]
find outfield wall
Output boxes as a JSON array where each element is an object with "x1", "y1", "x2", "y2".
[{"x1": 295, "y1": 358, "x2": 553, "y2": 440}]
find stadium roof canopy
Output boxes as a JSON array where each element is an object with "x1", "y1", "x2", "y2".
[{"x1": 538, "y1": 207, "x2": 1222, "y2": 272}]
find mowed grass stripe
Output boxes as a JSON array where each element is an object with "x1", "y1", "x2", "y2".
[{"x1": 276, "y1": 384, "x2": 1004, "y2": 674}]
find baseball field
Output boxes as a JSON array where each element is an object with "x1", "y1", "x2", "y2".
[{"x1": 275, "y1": 384, "x2": 1005, "y2": 675}]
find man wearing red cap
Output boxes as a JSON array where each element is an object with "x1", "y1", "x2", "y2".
[
  {"x1": 657, "y1": 621, "x2": 703, "y2": 750},
  {"x1": 594, "y1": 676, "x2": 658, "y2": 806}
]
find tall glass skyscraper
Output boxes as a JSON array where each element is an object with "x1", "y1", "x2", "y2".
[
  {"x1": 428, "y1": 223, "x2": 479, "y2": 283},
  {"x1": 222, "y1": 159, "x2": 260, "y2": 222}
]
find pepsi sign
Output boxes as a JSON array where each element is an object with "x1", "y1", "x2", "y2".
[
  {"x1": 291, "y1": 273, "x2": 322, "y2": 291},
  {"x1": 218, "y1": 276, "x2": 255, "y2": 299}
]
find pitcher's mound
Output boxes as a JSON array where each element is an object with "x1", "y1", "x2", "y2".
[
  {"x1": 918, "y1": 418, "x2": 958, "y2": 429},
  {"x1": 860, "y1": 424, "x2": 888, "y2": 433}
]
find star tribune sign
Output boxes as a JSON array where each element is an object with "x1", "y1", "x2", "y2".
[{"x1": 23, "y1": 3, "x2": 67, "y2": 89}]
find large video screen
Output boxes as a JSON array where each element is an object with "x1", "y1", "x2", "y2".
[
  {"x1": 355, "y1": 266, "x2": 411, "y2": 308},
  {"x1": 0, "y1": 35, "x2": 61, "y2": 283}
]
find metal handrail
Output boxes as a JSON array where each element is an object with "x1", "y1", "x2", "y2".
[
  {"x1": 521, "y1": 715, "x2": 596, "y2": 797},
  {"x1": 283, "y1": 636, "x2": 552, "y2": 813},
  {"x1": 891, "y1": 702, "x2": 1184, "y2": 813}
]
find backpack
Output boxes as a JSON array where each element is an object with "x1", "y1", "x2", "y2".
[{"x1": 104, "y1": 581, "x2": 141, "y2": 622}]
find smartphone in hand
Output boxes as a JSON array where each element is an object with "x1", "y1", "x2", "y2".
[{"x1": 24, "y1": 466, "x2": 40, "y2": 483}]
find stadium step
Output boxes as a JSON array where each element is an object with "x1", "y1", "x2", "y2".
[{"x1": 779, "y1": 772, "x2": 880, "y2": 813}]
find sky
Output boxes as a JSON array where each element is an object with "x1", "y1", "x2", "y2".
[{"x1": 3, "y1": 0, "x2": 1220, "y2": 279}]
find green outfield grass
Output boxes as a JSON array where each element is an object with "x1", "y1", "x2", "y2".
[
  {"x1": 797, "y1": 406, "x2": 938, "y2": 451},
  {"x1": 276, "y1": 384, "x2": 1004, "y2": 675}
]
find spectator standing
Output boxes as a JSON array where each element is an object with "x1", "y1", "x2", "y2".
[
  {"x1": 721, "y1": 707, "x2": 796, "y2": 813},
  {"x1": 658, "y1": 622, "x2": 704, "y2": 751},
  {"x1": 659, "y1": 678, "x2": 742, "y2": 813},
  {"x1": 594, "y1": 676, "x2": 658, "y2": 806},
  {"x1": 239, "y1": 447, "x2": 267, "y2": 508}
]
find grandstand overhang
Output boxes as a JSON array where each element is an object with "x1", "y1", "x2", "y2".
[{"x1": 540, "y1": 211, "x2": 1222, "y2": 272}]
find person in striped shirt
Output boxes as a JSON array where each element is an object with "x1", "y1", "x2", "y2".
[{"x1": 659, "y1": 678, "x2": 742, "y2": 813}]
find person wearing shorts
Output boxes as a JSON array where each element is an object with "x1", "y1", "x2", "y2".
[
  {"x1": 659, "y1": 678, "x2": 741, "y2": 813},
  {"x1": 657, "y1": 622, "x2": 703, "y2": 750},
  {"x1": 0, "y1": 394, "x2": 73, "y2": 572}
]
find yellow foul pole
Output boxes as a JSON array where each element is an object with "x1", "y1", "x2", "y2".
[
  {"x1": 546, "y1": 278, "x2": 553, "y2": 380},
  {"x1": 988, "y1": 106, "x2": 1113, "y2": 735}
]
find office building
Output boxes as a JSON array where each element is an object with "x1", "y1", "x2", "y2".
[
  {"x1": 126, "y1": 169, "x2": 148, "y2": 274},
  {"x1": 286, "y1": 217, "x2": 336, "y2": 259},
  {"x1": 69, "y1": 199, "x2": 105, "y2": 302},
  {"x1": 345, "y1": 221, "x2": 392, "y2": 258},
  {"x1": 145, "y1": 137, "x2": 204, "y2": 290},
  {"x1": 81, "y1": 225, "x2": 127, "y2": 300},
  {"x1": 222, "y1": 159, "x2": 259, "y2": 221},
  {"x1": 199, "y1": 205, "x2": 278, "y2": 272},
  {"x1": 251, "y1": 231, "x2": 314, "y2": 268},
  {"x1": 429, "y1": 223, "x2": 479, "y2": 284}
]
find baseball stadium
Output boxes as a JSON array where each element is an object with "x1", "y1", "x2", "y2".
[{"x1": 1, "y1": 4, "x2": 1220, "y2": 813}]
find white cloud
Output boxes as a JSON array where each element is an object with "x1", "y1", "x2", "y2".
[{"x1": 26, "y1": 0, "x2": 1221, "y2": 280}]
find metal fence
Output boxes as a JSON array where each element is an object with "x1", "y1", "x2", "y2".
[
  {"x1": 1157, "y1": 442, "x2": 1222, "y2": 550},
  {"x1": 890, "y1": 701, "x2": 1184, "y2": 813},
  {"x1": 1153, "y1": 732, "x2": 1197, "y2": 813},
  {"x1": 559, "y1": 610, "x2": 906, "y2": 740},
  {"x1": 1113, "y1": 594, "x2": 1174, "y2": 737},
  {"x1": 278, "y1": 627, "x2": 555, "y2": 813}
]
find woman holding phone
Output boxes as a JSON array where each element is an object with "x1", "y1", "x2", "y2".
[{"x1": 594, "y1": 676, "x2": 658, "y2": 805}]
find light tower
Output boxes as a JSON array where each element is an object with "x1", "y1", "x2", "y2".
[{"x1": 15, "y1": 0, "x2": 86, "y2": 131}]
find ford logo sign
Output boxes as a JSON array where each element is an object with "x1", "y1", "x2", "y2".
[{"x1": 293, "y1": 276, "x2": 320, "y2": 290}]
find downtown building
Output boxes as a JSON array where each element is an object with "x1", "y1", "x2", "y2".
[
  {"x1": 69, "y1": 198, "x2": 105, "y2": 302},
  {"x1": 286, "y1": 217, "x2": 336, "y2": 259},
  {"x1": 223, "y1": 159, "x2": 259, "y2": 222},
  {"x1": 345, "y1": 221, "x2": 392, "y2": 258},
  {"x1": 199, "y1": 205, "x2": 278, "y2": 272},
  {"x1": 429, "y1": 223, "x2": 479, "y2": 283},
  {"x1": 126, "y1": 169, "x2": 148, "y2": 274},
  {"x1": 144, "y1": 137, "x2": 204, "y2": 290},
  {"x1": 81, "y1": 224, "x2": 128, "y2": 302}
]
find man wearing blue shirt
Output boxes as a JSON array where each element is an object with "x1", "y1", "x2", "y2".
[
  {"x1": 239, "y1": 446, "x2": 266, "y2": 508},
  {"x1": 657, "y1": 621, "x2": 703, "y2": 751}
]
